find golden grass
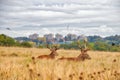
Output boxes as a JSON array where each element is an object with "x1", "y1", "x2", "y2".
[{"x1": 0, "y1": 47, "x2": 120, "y2": 80}]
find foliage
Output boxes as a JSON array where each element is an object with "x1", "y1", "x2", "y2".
[
  {"x1": 59, "y1": 41, "x2": 120, "y2": 52},
  {"x1": 0, "y1": 34, "x2": 120, "y2": 51},
  {"x1": 0, "y1": 34, "x2": 16, "y2": 46},
  {"x1": 20, "y1": 42, "x2": 32, "y2": 48},
  {"x1": 0, "y1": 34, "x2": 32, "y2": 48}
]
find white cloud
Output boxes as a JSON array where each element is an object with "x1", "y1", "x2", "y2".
[{"x1": 98, "y1": 25, "x2": 114, "y2": 32}]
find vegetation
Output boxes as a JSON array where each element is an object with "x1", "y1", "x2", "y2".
[
  {"x1": 0, "y1": 34, "x2": 120, "y2": 52},
  {"x1": 0, "y1": 34, "x2": 16, "y2": 46},
  {"x1": 20, "y1": 42, "x2": 33, "y2": 48},
  {"x1": 59, "y1": 41, "x2": 120, "y2": 52},
  {"x1": 0, "y1": 34, "x2": 33, "y2": 48},
  {"x1": 0, "y1": 47, "x2": 120, "y2": 80}
]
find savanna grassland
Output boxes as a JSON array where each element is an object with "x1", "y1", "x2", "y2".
[{"x1": 0, "y1": 47, "x2": 120, "y2": 80}]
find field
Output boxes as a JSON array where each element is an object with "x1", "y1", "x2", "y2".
[{"x1": 0, "y1": 47, "x2": 120, "y2": 80}]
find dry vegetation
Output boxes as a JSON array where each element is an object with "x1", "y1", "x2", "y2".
[{"x1": 0, "y1": 47, "x2": 120, "y2": 80}]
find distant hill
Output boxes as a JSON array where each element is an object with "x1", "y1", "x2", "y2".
[
  {"x1": 14, "y1": 37, "x2": 30, "y2": 42},
  {"x1": 87, "y1": 35, "x2": 120, "y2": 45},
  {"x1": 104, "y1": 35, "x2": 120, "y2": 44},
  {"x1": 87, "y1": 35, "x2": 103, "y2": 42}
]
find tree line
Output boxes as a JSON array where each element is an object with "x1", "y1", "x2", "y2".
[
  {"x1": 0, "y1": 34, "x2": 32, "y2": 47},
  {"x1": 0, "y1": 34, "x2": 120, "y2": 52}
]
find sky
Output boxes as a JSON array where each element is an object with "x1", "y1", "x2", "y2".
[{"x1": 0, "y1": 0, "x2": 120, "y2": 37}]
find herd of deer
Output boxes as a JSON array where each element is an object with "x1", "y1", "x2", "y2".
[{"x1": 37, "y1": 44, "x2": 91, "y2": 61}]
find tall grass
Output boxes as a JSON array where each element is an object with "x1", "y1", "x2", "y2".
[{"x1": 0, "y1": 47, "x2": 120, "y2": 80}]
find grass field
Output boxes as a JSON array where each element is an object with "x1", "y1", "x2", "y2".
[{"x1": 0, "y1": 47, "x2": 120, "y2": 80}]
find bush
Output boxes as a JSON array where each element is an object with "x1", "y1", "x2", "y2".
[
  {"x1": 0, "y1": 34, "x2": 16, "y2": 46},
  {"x1": 20, "y1": 42, "x2": 32, "y2": 48}
]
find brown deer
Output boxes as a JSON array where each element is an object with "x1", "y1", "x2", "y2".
[
  {"x1": 77, "y1": 40, "x2": 91, "y2": 61},
  {"x1": 58, "y1": 44, "x2": 91, "y2": 61},
  {"x1": 37, "y1": 45, "x2": 59, "y2": 59},
  {"x1": 76, "y1": 48, "x2": 91, "y2": 61}
]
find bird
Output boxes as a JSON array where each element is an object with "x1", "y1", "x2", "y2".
[{"x1": 6, "y1": 28, "x2": 11, "y2": 30}]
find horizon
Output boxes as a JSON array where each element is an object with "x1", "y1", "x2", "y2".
[
  {"x1": 0, "y1": 33, "x2": 120, "y2": 38},
  {"x1": 0, "y1": 0, "x2": 120, "y2": 37}
]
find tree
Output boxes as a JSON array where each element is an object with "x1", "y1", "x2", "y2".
[
  {"x1": 20, "y1": 42, "x2": 32, "y2": 48},
  {"x1": 0, "y1": 34, "x2": 16, "y2": 46}
]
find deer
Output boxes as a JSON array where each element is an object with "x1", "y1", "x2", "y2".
[
  {"x1": 76, "y1": 48, "x2": 91, "y2": 61},
  {"x1": 37, "y1": 45, "x2": 59, "y2": 59},
  {"x1": 77, "y1": 38, "x2": 91, "y2": 61},
  {"x1": 58, "y1": 39, "x2": 91, "y2": 61},
  {"x1": 58, "y1": 48, "x2": 91, "y2": 61}
]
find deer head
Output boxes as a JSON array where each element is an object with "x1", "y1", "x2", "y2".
[
  {"x1": 77, "y1": 52, "x2": 91, "y2": 61},
  {"x1": 82, "y1": 53, "x2": 91, "y2": 60},
  {"x1": 77, "y1": 44, "x2": 91, "y2": 61}
]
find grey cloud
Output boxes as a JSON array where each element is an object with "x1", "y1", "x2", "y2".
[{"x1": 0, "y1": 0, "x2": 120, "y2": 37}]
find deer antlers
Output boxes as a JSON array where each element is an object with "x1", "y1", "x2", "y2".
[{"x1": 46, "y1": 44, "x2": 59, "y2": 51}]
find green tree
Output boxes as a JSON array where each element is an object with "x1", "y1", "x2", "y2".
[
  {"x1": 0, "y1": 34, "x2": 16, "y2": 46},
  {"x1": 20, "y1": 42, "x2": 32, "y2": 48}
]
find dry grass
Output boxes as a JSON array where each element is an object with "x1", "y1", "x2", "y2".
[{"x1": 0, "y1": 47, "x2": 120, "y2": 80}]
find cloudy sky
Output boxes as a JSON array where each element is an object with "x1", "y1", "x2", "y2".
[{"x1": 0, "y1": 0, "x2": 120, "y2": 37}]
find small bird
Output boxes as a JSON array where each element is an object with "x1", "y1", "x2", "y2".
[{"x1": 6, "y1": 28, "x2": 11, "y2": 30}]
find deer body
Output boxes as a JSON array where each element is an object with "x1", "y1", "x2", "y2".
[
  {"x1": 37, "y1": 50, "x2": 57, "y2": 59},
  {"x1": 58, "y1": 48, "x2": 91, "y2": 61},
  {"x1": 58, "y1": 57, "x2": 77, "y2": 61},
  {"x1": 77, "y1": 53, "x2": 91, "y2": 61},
  {"x1": 37, "y1": 45, "x2": 59, "y2": 59}
]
